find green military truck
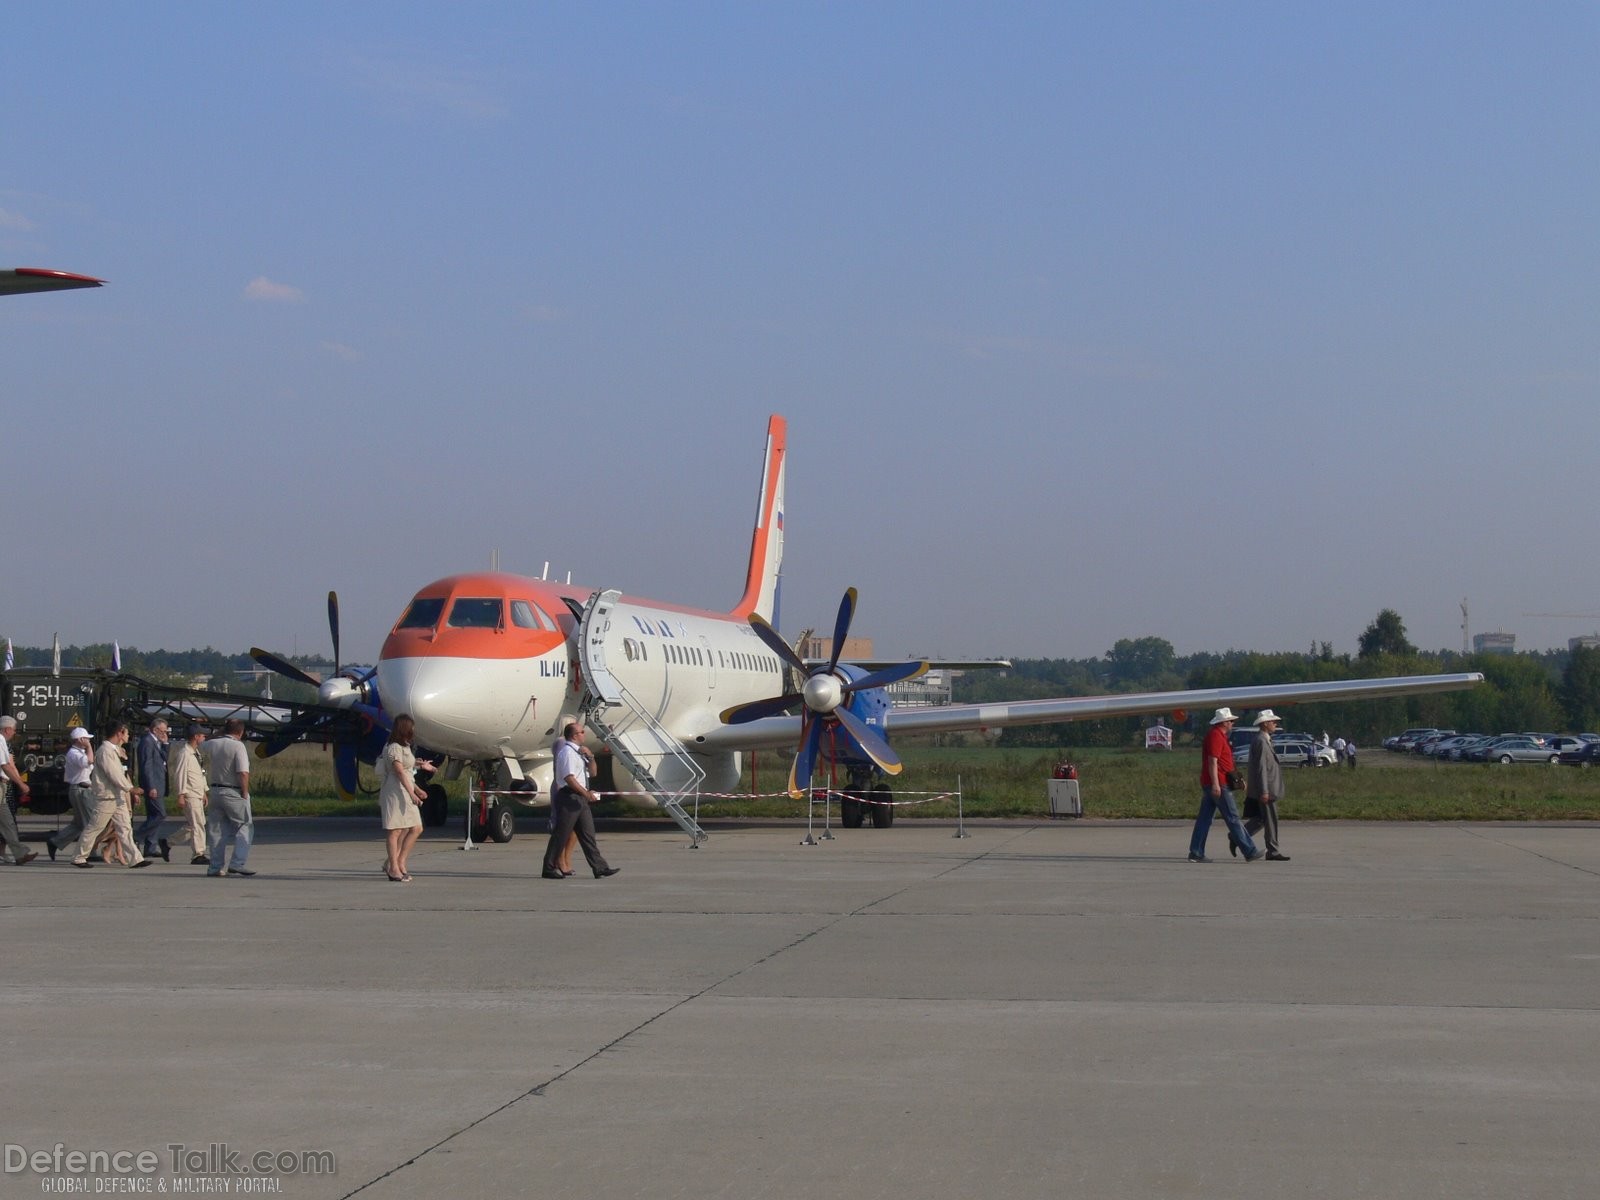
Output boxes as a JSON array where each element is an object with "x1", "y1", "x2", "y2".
[{"x1": 1, "y1": 667, "x2": 115, "y2": 816}]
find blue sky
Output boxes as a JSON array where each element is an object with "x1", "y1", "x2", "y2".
[{"x1": 3, "y1": 2, "x2": 1596, "y2": 662}]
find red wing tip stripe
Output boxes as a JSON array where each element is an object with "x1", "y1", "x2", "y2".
[{"x1": 15, "y1": 268, "x2": 104, "y2": 284}]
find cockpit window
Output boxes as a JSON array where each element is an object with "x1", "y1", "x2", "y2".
[
  {"x1": 446, "y1": 598, "x2": 504, "y2": 628},
  {"x1": 510, "y1": 600, "x2": 554, "y2": 630},
  {"x1": 396, "y1": 597, "x2": 446, "y2": 630}
]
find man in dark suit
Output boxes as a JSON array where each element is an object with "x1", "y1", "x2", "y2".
[{"x1": 134, "y1": 719, "x2": 171, "y2": 861}]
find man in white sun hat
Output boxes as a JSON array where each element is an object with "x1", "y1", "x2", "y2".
[
  {"x1": 1187, "y1": 707, "x2": 1260, "y2": 863},
  {"x1": 1241, "y1": 709, "x2": 1289, "y2": 861}
]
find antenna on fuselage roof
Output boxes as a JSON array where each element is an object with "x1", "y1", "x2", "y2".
[
  {"x1": 565, "y1": 571, "x2": 572, "y2": 585},
  {"x1": 490, "y1": 548, "x2": 500, "y2": 571},
  {"x1": 541, "y1": 562, "x2": 549, "y2": 581}
]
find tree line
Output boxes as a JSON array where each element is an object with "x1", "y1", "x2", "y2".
[{"x1": 956, "y1": 612, "x2": 1600, "y2": 748}]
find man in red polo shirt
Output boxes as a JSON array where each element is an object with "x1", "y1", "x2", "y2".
[{"x1": 1188, "y1": 707, "x2": 1261, "y2": 862}]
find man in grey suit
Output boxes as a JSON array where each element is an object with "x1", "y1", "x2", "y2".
[{"x1": 1242, "y1": 709, "x2": 1290, "y2": 861}]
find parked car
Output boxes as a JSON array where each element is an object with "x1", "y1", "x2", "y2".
[
  {"x1": 1558, "y1": 742, "x2": 1600, "y2": 768},
  {"x1": 1414, "y1": 731, "x2": 1458, "y2": 755},
  {"x1": 1482, "y1": 737, "x2": 1560, "y2": 765},
  {"x1": 1273, "y1": 738, "x2": 1337, "y2": 767},
  {"x1": 1385, "y1": 728, "x2": 1439, "y2": 751},
  {"x1": 1544, "y1": 736, "x2": 1587, "y2": 755},
  {"x1": 1429, "y1": 735, "x2": 1477, "y2": 760},
  {"x1": 1465, "y1": 736, "x2": 1516, "y2": 762}
]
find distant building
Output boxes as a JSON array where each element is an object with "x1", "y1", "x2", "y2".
[
  {"x1": 887, "y1": 669, "x2": 955, "y2": 709},
  {"x1": 797, "y1": 634, "x2": 874, "y2": 661},
  {"x1": 1569, "y1": 634, "x2": 1600, "y2": 653},
  {"x1": 1473, "y1": 631, "x2": 1516, "y2": 654}
]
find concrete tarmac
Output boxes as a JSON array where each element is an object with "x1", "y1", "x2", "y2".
[{"x1": 3, "y1": 817, "x2": 1597, "y2": 1199}]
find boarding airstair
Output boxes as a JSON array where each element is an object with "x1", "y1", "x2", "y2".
[{"x1": 576, "y1": 589, "x2": 707, "y2": 846}]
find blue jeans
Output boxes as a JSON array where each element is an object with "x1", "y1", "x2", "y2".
[
  {"x1": 1189, "y1": 787, "x2": 1257, "y2": 859},
  {"x1": 207, "y1": 787, "x2": 253, "y2": 872}
]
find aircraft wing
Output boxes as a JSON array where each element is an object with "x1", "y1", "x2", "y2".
[
  {"x1": 1, "y1": 268, "x2": 104, "y2": 296},
  {"x1": 692, "y1": 671, "x2": 1484, "y2": 752},
  {"x1": 806, "y1": 658, "x2": 1013, "y2": 671}
]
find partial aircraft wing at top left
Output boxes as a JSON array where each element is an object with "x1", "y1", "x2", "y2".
[{"x1": 0, "y1": 268, "x2": 104, "y2": 296}]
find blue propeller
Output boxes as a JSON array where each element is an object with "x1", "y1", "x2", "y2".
[{"x1": 720, "y1": 588, "x2": 928, "y2": 797}]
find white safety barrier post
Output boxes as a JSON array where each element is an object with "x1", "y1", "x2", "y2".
[
  {"x1": 953, "y1": 774, "x2": 968, "y2": 839},
  {"x1": 819, "y1": 787, "x2": 835, "y2": 841},
  {"x1": 800, "y1": 789, "x2": 818, "y2": 846},
  {"x1": 461, "y1": 777, "x2": 480, "y2": 851}
]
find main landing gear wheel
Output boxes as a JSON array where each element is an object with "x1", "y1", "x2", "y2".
[
  {"x1": 421, "y1": 783, "x2": 449, "y2": 828},
  {"x1": 869, "y1": 782, "x2": 894, "y2": 828},
  {"x1": 466, "y1": 799, "x2": 515, "y2": 843},
  {"x1": 840, "y1": 790, "x2": 866, "y2": 829},
  {"x1": 487, "y1": 802, "x2": 516, "y2": 842}
]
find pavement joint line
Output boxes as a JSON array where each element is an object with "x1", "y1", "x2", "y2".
[
  {"x1": 1452, "y1": 825, "x2": 1600, "y2": 878},
  {"x1": 341, "y1": 822, "x2": 1038, "y2": 1195}
]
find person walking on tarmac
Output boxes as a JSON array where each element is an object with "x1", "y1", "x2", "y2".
[
  {"x1": 1240, "y1": 709, "x2": 1290, "y2": 861},
  {"x1": 46, "y1": 727, "x2": 96, "y2": 861},
  {"x1": 1188, "y1": 707, "x2": 1260, "y2": 863},
  {"x1": 134, "y1": 718, "x2": 172, "y2": 861},
  {"x1": 0, "y1": 716, "x2": 40, "y2": 865},
  {"x1": 71, "y1": 721, "x2": 150, "y2": 869},
  {"x1": 167, "y1": 724, "x2": 211, "y2": 865},
  {"x1": 541, "y1": 722, "x2": 619, "y2": 881}
]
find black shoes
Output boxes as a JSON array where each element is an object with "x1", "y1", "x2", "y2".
[
  {"x1": 131, "y1": 860, "x2": 153, "y2": 869},
  {"x1": 159, "y1": 838, "x2": 171, "y2": 862},
  {"x1": 1265, "y1": 851, "x2": 1291, "y2": 861},
  {"x1": 595, "y1": 867, "x2": 621, "y2": 879},
  {"x1": 1187, "y1": 853, "x2": 1210, "y2": 863},
  {"x1": 541, "y1": 869, "x2": 565, "y2": 880},
  {"x1": 1228, "y1": 837, "x2": 1239, "y2": 858},
  {"x1": 230, "y1": 868, "x2": 257, "y2": 877},
  {"x1": 76, "y1": 862, "x2": 94, "y2": 869},
  {"x1": 46, "y1": 840, "x2": 58, "y2": 861},
  {"x1": 190, "y1": 854, "x2": 209, "y2": 865}
]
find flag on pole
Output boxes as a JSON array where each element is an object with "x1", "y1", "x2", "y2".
[
  {"x1": 3, "y1": 639, "x2": 12, "y2": 671},
  {"x1": 52, "y1": 634, "x2": 61, "y2": 677},
  {"x1": 112, "y1": 641, "x2": 122, "y2": 672}
]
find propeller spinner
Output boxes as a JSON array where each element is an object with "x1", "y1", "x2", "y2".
[
  {"x1": 720, "y1": 588, "x2": 928, "y2": 797},
  {"x1": 251, "y1": 591, "x2": 372, "y2": 710}
]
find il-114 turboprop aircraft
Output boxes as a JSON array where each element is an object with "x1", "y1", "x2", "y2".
[{"x1": 251, "y1": 414, "x2": 1481, "y2": 843}]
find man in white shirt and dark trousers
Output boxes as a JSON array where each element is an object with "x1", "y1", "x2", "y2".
[
  {"x1": 541, "y1": 722, "x2": 619, "y2": 880},
  {"x1": 46, "y1": 727, "x2": 96, "y2": 861}
]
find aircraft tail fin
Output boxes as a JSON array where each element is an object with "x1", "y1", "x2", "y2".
[{"x1": 730, "y1": 414, "x2": 787, "y2": 624}]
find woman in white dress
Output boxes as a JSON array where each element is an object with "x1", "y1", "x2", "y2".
[{"x1": 379, "y1": 714, "x2": 430, "y2": 882}]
